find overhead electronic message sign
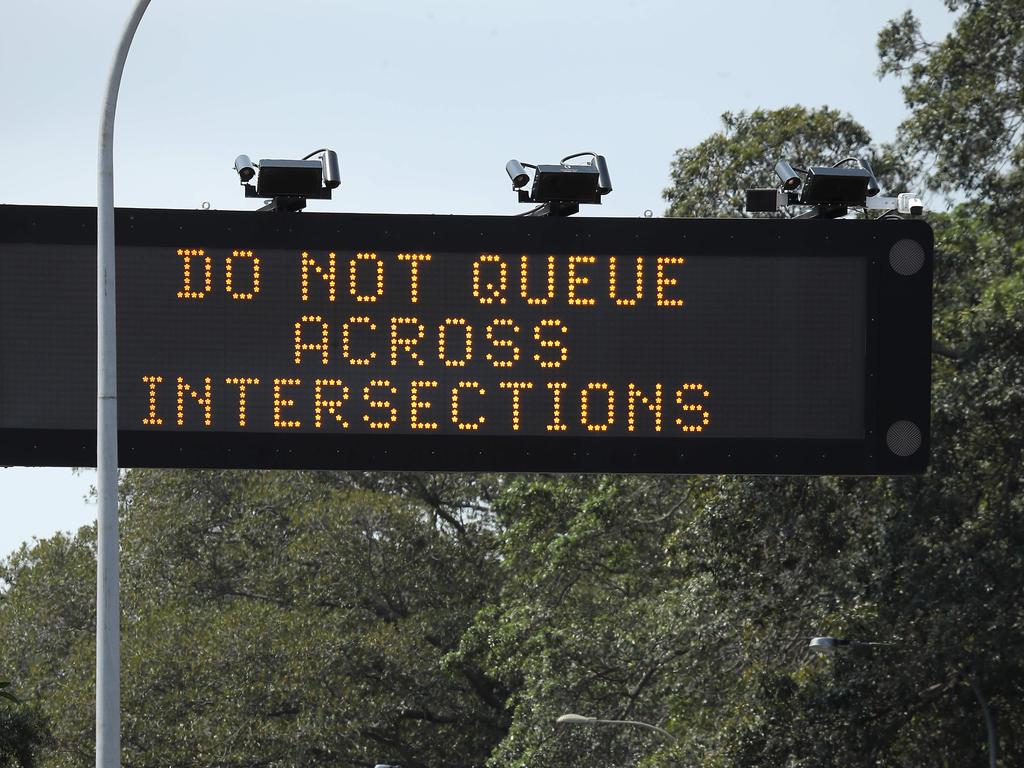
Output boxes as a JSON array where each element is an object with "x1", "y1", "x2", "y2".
[{"x1": 0, "y1": 205, "x2": 932, "y2": 473}]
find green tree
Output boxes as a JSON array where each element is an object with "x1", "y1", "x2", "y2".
[
  {"x1": 0, "y1": 680, "x2": 48, "y2": 768},
  {"x1": 0, "y1": 471, "x2": 509, "y2": 768},
  {"x1": 456, "y1": 474, "x2": 698, "y2": 768},
  {"x1": 0, "y1": 535, "x2": 94, "y2": 767},
  {"x1": 878, "y1": 0, "x2": 1024, "y2": 204}
]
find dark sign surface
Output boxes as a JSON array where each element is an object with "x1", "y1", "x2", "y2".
[{"x1": 0, "y1": 205, "x2": 932, "y2": 473}]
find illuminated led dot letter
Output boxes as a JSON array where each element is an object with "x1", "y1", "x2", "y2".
[
  {"x1": 533, "y1": 319, "x2": 568, "y2": 368},
  {"x1": 273, "y1": 378, "x2": 302, "y2": 428},
  {"x1": 499, "y1": 381, "x2": 533, "y2": 431},
  {"x1": 451, "y1": 381, "x2": 486, "y2": 430},
  {"x1": 390, "y1": 317, "x2": 426, "y2": 366},
  {"x1": 675, "y1": 383, "x2": 711, "y2": 432},
  {"x1": 580, "y1": 382, "x2": 614, "y2": 432},
  {"x1": 520, "y1": 254, "x2": 555, "y2": 305},
  {"x1": 225, "y1": 250, "x2": 260, "y2": 300},
  {"x1": 627, "y1": 382, "x2": 662, "y2": 432},
  {"x1": 438, "y1": 317, "x2": 472, "y2": 367},
  {"x1": 609, "y1": 256, "x2": 643, "y2": 306},
  {"x1": 567, "y1": 255, "x2": 597, "y2": 306},
  {"x1": 142, "y1": 375, "x2": 163, "y2": 426},
  {"x1": 472, "y1": 254, "x2": 508, "y2": 305},
  {"x1": 342, "y1": 316, "x2": 378, "y2": 365},
  {"x1": 314, "y1": 379, "x2": 350, "y2": 429},
  {"x1": 363, "y1": 379, "x2": 398, "y2": 430},
  {"x1": 225, "y1": 377, "x2": 260, "y2": 427},
  {"x1": 409, "y1": 380, "x2": 439, "y2": 430},
  {"x1": 176, "y1": 248, "x2": 211, "y2": 299},
  {"x1": 545, "y1": 382, "x2": 568, "y2": 432},
  {"x1": 301, "y1": 251, "x2": 336, "y2": 302},
  {"x1": 349, "y1": 252, "x2": 384, "y2": 303},
  {"x1": 656, "y1": 256, "x2": 686, "y2": 307},
  {"x1": 486, "y1": 319, "x2": 520, "y2": 368},
  {"x1": 294, "y1": 315, "x2": 330, "y2": 365},
  {"x1": 176, "y1": 376, "x2": 212, "y2": 427},
  {"x1": 397, "y1": 253, "x2": 432, "y2": 304}
]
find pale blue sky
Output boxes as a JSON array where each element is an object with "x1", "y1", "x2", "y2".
[{"x1": 0, "y1": 1, "x2": 953, "y2": 557}]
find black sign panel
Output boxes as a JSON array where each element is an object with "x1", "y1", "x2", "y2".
[{"x1": 0, "y1": 205, "x2": 932, "y2": 473}]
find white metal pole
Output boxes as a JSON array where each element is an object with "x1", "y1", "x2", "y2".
[{"x1": 97, "y1": 2, "x2": 152, "y2": 768}]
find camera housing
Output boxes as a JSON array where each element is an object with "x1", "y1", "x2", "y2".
[
  {"x1": 506, "y1": 159, "x2": 530, "y2": 189},
  {"x1": 774, "y1": 159, "x2": 802, "y2": 191},
  {"x1": 801, "y1": 166, "x2": 872, "y2": 207},
  {"x1": 321, "y1": 150, "x2": 341, "y2": 190},
  {"x1": 233, "y1": 154, "x2": 256, "y2": 183}
]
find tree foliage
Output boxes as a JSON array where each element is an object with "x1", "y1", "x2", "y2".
[
  {"x1": 878, "y1": 0, "x2": 1024, "y2": 203},
  {"x1": 1, "y1": 665, "x2": 49, "y2": 767},
  {"x1": 1, "y1": 472, "x2": 508, "y2": 768}
]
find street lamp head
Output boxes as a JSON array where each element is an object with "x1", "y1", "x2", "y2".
[
  {"x1": 809, "y1": 636, "x2": 850, "y2": 653},
  {"x1": 809, "y1": 636, "x2": 897, "y2": 653},
  {"x1": 556, "y1": 713, "x2": 596, "y2": 724}
]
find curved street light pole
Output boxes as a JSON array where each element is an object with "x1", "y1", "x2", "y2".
[
  {"x1": 97, "y1": 2, "x2": 152, "y2": 767},
  {"x1": 968, "y1": 673, "x2": 998, "y2": 768},
  {"x1": 556, "y1": 713, "x2": 677, "y2": 743}
]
